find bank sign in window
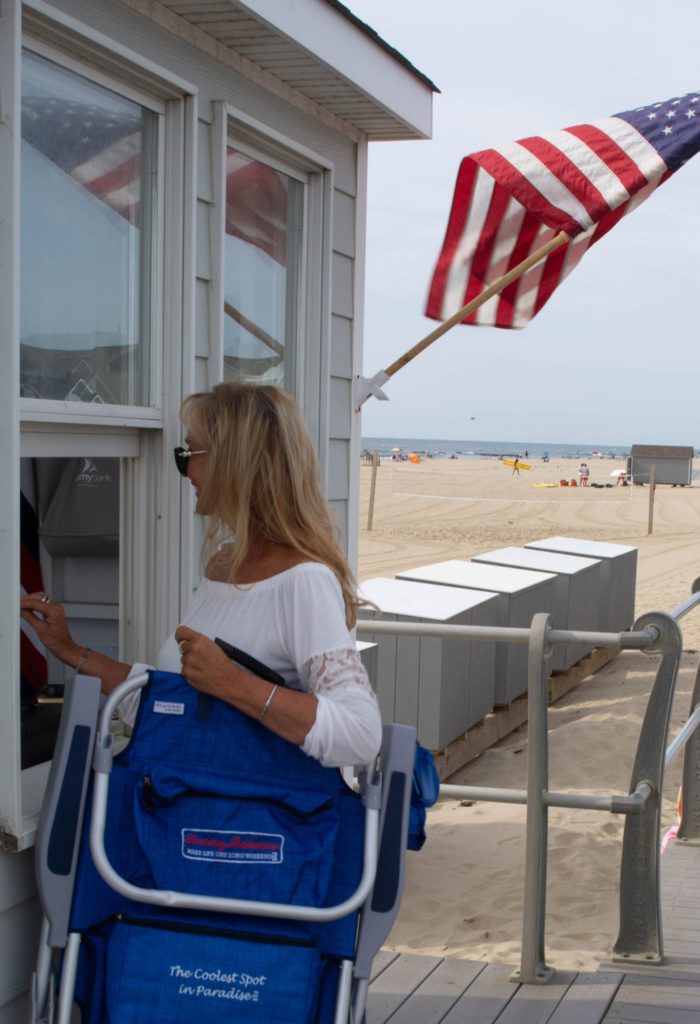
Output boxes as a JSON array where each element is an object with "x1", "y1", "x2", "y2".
[
  {"x1": 224, "y1": 148, "x2": 304, "y2": 388},
  {"x1": 20, "y1": 50, "x2": 157, "y2": 407}
]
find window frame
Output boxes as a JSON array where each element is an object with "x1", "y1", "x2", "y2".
[
  {"x1": 223, "y1": 136, "x2": 310, "y2": 397},
  {"x1": 19, "y1": 36, "x2": 167, "y2": 425},
  {"x1": 0, "y1": 4, "x2": 198, "y2": 851},
  {"x1": 218, "y1": 105, "x2": 335, "y2": 462}
]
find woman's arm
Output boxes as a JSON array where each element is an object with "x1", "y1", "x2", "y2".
[
  {"x1": 300, "y1": 648, "x2": 382, "y2": 767},
  {"x1": 175, "y1": 625, "x2": 318, "y2": 745},
  {"x1": 20, "y1": 592, "x2": 133, "y2": 693},
  {"x1": 175, "y1": 627, "x2": 381, "y2": 766}
]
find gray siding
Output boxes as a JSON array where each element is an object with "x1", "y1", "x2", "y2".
[
  {"x1": 631, "y1": 456, "x2": 692, "y2": 485},
  {"x1": 0, "y1": 850, "x2": 41, "y2": 1019}
]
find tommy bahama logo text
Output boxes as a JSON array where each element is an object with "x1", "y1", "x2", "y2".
[
  {"x1": 181, "y1": 828, "x2": 284, "y2": 864},
  {"x1": 184, "y1": 832, "x2": 280, "y2": 852}
]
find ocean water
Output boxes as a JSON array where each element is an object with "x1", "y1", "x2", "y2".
[{"x1": 361, "y1": 436, "x2": 630, "y2": 460}]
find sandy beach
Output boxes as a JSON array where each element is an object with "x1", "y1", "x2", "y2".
[{"x1": 357, "y1": 454, "x2": 700, "y2": 971}]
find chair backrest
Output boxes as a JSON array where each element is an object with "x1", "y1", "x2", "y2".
[
  {"x1": 68, "y1": 672, "x2": 367, "y2": 958},
  {"x1": 34, "y1": 673, "x2": 419, "y2": 1023},
  {"x1": 34, "y1": 674, "x2": 103, "y2": 947},
  {"x1": 352, "y1": 723, "x2": 416, "y2": 979}
]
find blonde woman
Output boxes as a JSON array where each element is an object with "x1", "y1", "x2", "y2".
[{"x1": 20, "y1": 383, "x2": 382, "y2": 767}]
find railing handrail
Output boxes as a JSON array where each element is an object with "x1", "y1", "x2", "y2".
[
  {"x1": 357, "y1": 585, "x2": 700, "y2": 981},
  {"x1": 357, "y1": 618, "x2": 656, "y2": 649}
]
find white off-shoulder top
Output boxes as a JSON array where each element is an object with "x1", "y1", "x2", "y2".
[{"x1": 126, "y1": 562, "x2": 381, "y2": 768}]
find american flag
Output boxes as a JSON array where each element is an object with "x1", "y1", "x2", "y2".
[
  {"x1": 20, "y1": 461, "x2": 47, "y2": 703},
  {"x1": 425, "y1": 91, "x2": 700, "y2": 329},
  {"x1": 22, "y1": 100, "x2": 290, "y2": 263},
  {"x1": 226, "y1": 148, "x2": 289, "y2": 265},
  {"x1": 21, "y1": 96, "x2": 143, "y2": 223}
]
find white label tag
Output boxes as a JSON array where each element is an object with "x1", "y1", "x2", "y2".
[{"x1": 153, "y1": 700, "x2": 185, "y2": 716}]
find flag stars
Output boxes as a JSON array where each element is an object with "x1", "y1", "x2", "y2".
[
  {"x1": 647, "y1": 112, "x2": 657, "y2": 119},
  {"x1": 671, "y1": 99, "x2": 682, "y2": 105},
  {"x1": 666, "y1": 110, "x2": 677, "y2": 118},
  {"x1": 662, "y1": 126, "x2": 673, "y2": 135},
  {"x1": 686, "y1": 109, "x2": 697, "y2": 118}
]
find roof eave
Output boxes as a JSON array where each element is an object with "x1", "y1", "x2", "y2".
[{"x1": 235, "y1": 0, "x2": 435, "y2": 139}]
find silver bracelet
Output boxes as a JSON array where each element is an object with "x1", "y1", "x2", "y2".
[
  {"x1": 74, "y1": 647, "x2": 92, "y2": 674},
  {"x1": 257, "y1": 683, "x2": 278, "y2": 722}
]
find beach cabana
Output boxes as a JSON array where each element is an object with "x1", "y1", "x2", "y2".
[
  {"x1": 525, "y1": 537, "x2": 637, "y2": 634},
  {"x1": 629, "y1": 445, "x2": 694, "y2": 486},
  {"x1": 358, "y1": 577, "x2": 499, "y2": 748},
  {"x1": 397, "y1": 560, "x2": 557, "y2": 704},
  {"x1": 471, "y1": 548, "x2": 602, "y2": 670}
]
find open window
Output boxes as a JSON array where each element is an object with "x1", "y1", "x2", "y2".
[{"x1": 20, "y1": 455, "x2": 121, "y2": 769}]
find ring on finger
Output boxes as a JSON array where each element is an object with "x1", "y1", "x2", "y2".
[
  {"x1": 178, "y1": 639, "x2": 187, "y2": 655},
  {"x1": 40, "y1": 594, "x2": 51, "y2": 605}
]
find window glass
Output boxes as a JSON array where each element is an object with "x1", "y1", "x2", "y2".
[
  {"x1": 20, "y1": 50, "x2": 157, "y2": 406},
  {"x1": 224, "y1": 148, "x2": 304, "y2": 387}
]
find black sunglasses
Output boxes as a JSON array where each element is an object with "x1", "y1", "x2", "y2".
[{"x1": 173, "y1": 446, "x2": 207, "y2": 476}]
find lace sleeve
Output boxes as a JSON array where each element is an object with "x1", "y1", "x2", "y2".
[
  {"x1": 301, "y1": 647, "x2": 377, "y2": 699},
  {"x1": 300, "y1": 647, "x2": 382, "y2": 768}
]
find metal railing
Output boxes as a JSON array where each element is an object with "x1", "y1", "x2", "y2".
[{"x1": 356, "y1": 580, "x2": 700, "y2": 983}]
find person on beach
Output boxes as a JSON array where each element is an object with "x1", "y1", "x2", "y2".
[
  {"x1": 512, "y1": 456, "x2": 520, "y2": 476},
  {"x1": 578, "y1": 463, "x2": 590, "y2": 486},
  {"x1": 20, "y1": 383, "x2": 382, "y2": 768}
]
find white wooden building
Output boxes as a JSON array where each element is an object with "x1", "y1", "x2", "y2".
[{"x1": 0, "y1": 1, "x2": 435, "y2": 1015}]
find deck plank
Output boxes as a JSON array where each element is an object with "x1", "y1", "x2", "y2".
[
  {"x1": 386, "y1": 958, "x2": 486, "y2": 1023},
  {"x1": 547, "y1": 971, "x2": 623, "y2": 1024},
  {"x1": 370, "y1": 949, "x2": 401, "y2": 982},
  {"x1": 440, "y1": 961, "x2": 520, "y2": 1024},
  {"x1": 493, "y1": 969, "x2": 578, "y2": 1024},
  {"x1": 602, "y1": 975, "x2": 700, "y2": 1023},
  {"x1": 366, "y1": 953, "x2": 442, "y2": 1024}
]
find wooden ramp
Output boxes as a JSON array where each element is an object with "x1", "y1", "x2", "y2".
[{"x1": 368, "y1": 842, "x2": 700, "y2": 1023}]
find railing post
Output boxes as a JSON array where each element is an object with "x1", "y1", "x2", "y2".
[
  {"x1": 676, "y1": 653, "x2": 700, "y2": 845},
  {"x1": 611, "y1": 611, "x2": 682, "y2": 965},
  {"x1": 513, "y1": 612, "x2": 554, "y2": 984}
]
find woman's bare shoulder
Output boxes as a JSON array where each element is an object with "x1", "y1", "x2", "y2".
[{"x1": 206, "y1": 544, "x2": 320, "y2": 584}]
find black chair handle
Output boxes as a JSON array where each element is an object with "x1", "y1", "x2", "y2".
[{"x1": 214, "y1": 637, "x2": 286, "y2": 687}]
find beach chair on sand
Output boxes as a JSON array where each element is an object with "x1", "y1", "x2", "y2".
[{"x1": 31, "y1": 668, "x2": 416, "y2": 1024}]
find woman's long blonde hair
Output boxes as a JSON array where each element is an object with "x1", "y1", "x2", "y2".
[{"x1": 181, "y1": 382, "x2": 363, "y2": 627}]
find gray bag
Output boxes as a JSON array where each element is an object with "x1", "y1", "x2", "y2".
[{"x1": 40, "y1": 457, "x2": 119, "y2": 557}]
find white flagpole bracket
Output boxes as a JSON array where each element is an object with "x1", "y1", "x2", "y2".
[{"x1": 354, "y1": 370, "x2": 390, "y2": 411}]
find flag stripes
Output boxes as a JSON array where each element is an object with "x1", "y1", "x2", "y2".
[
  {"x1": 426, "y1": 91, "x2": 700, "y2": 329},
  {"x1": 20, "y1": 462, "x2": 48, "y2": 702}
]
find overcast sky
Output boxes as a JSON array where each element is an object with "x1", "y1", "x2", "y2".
[{"x1": 348, "y1": 0, "x2": 700, "y2": 446}]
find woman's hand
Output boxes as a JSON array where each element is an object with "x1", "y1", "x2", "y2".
[
  {"x1": 175, "y1": 626, "x2": 317, "y2": 746},
  {"x1": 20, "y1": 592, "x2": 81, "y2": 667},
  {"x1": 174, "y1": 626, "x2": 235, "y2": 699}
]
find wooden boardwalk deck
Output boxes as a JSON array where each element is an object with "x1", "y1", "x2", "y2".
[{"x1": 368, "y1": 841, "x2": 700, "y2": 1023}]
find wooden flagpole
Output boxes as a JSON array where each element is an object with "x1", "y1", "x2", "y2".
[
  {"x1": 224, "y1": 300, "x2": 285, "y2": 357},
  {"x1": 384, "y1": 229, "x2": 571, "y2": 379}
]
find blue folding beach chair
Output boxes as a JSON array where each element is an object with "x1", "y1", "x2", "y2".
[{"x1": 31, "y1": 667, "x2": 416, "y2": 1024}]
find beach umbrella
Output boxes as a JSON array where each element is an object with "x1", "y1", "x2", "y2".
[
  {"x1": 355, "y1": 90, "x2": 700, "y2": 408},
  {"x1": 610, "y1": 469, "x2": 627, "y2": 478},
  {"x1": 391, "y1": 447, "x2": 401, "y2": 452}
]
